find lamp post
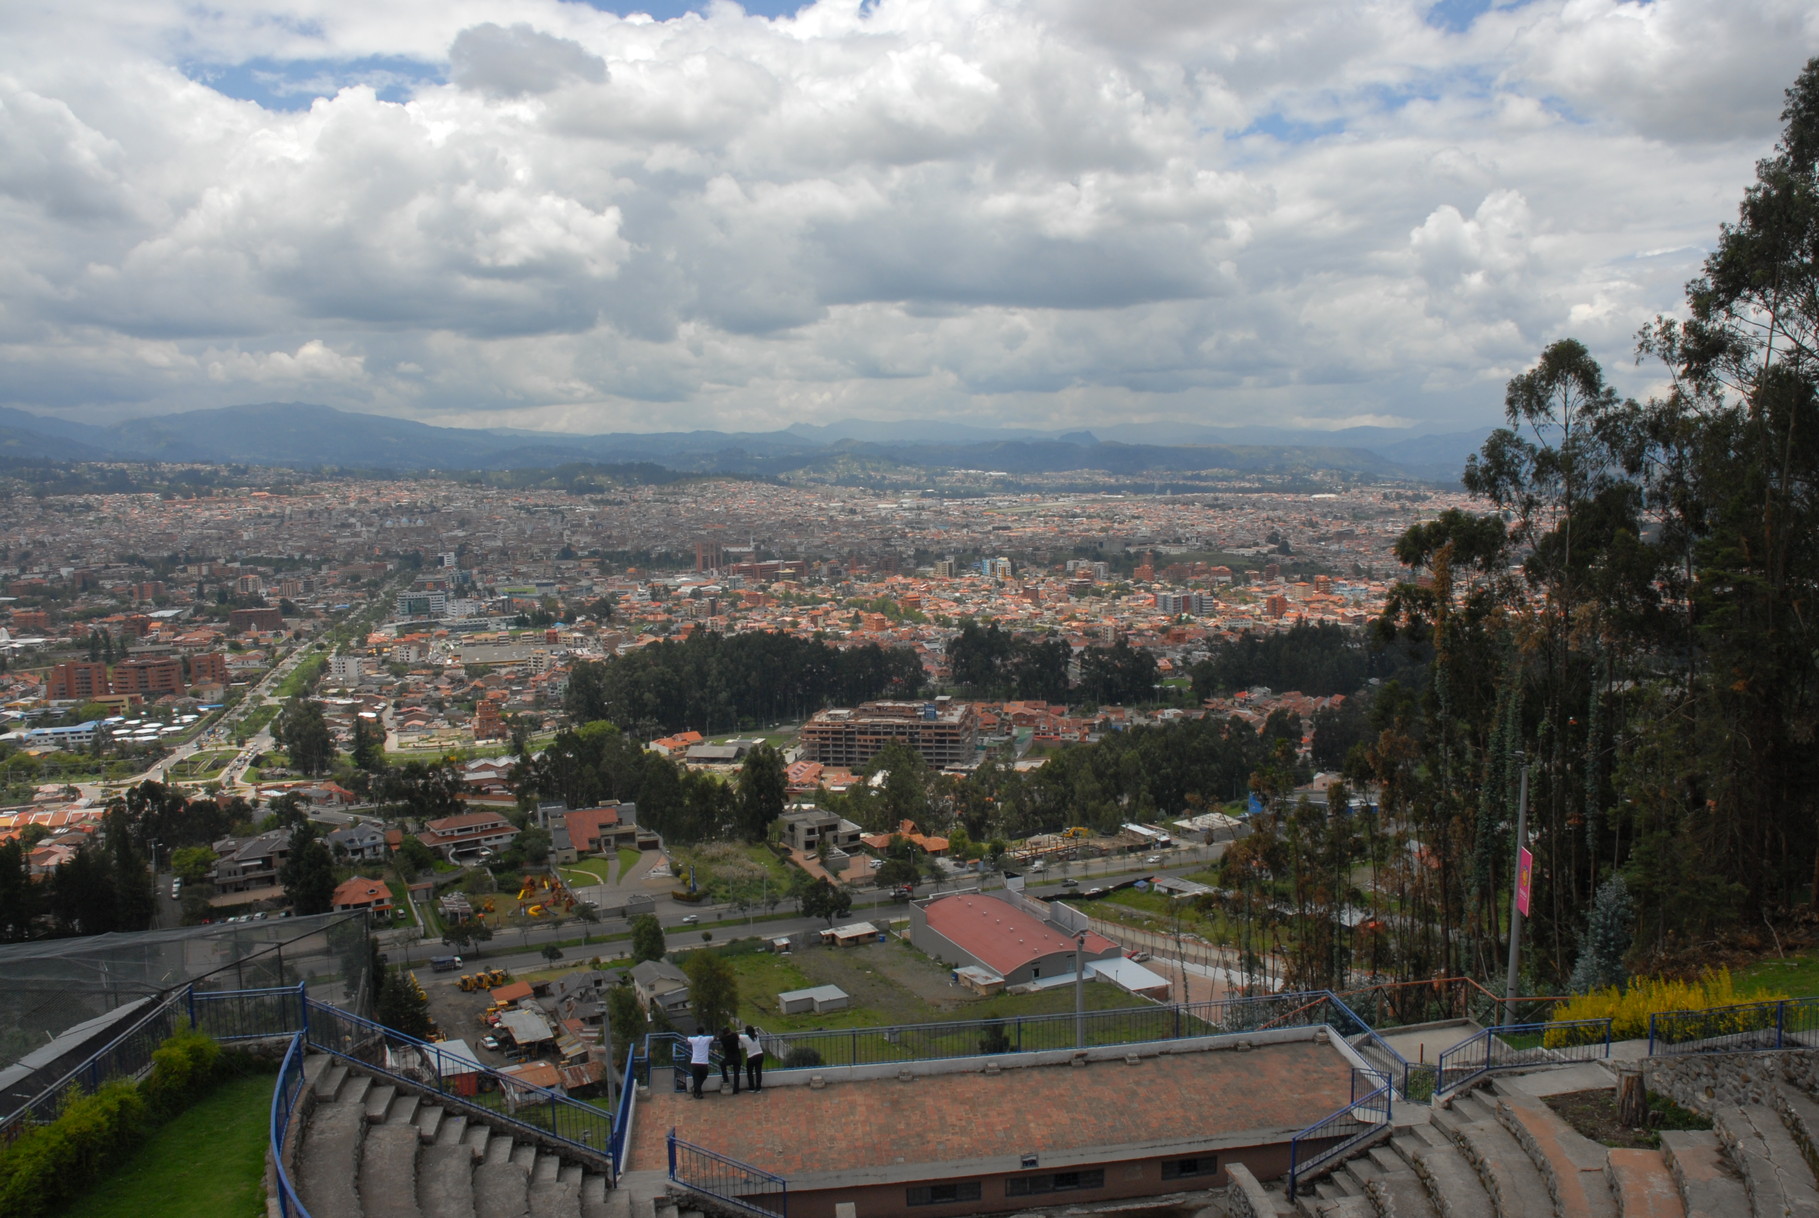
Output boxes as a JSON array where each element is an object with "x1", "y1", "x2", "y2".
[{"x1": 1504, "y1": 763, "x2": 1530, "y2": 1010}]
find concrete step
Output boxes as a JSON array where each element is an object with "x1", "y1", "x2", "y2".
[
  {"x1": 1605, "y1": 1149, "x2": 1684, "y2": 1218},
  {"x1": 387, "y1": 1091, "x2": 421, "y2": 1128},
  {"x1": 1779, "y1": 1089, "x2": 1819, "y2": 1165},
  {"x1": 529, "y1": 1155, "x2": 584, "y2": 1218},
  {"x1": 314, "y1": 1060, "x2": 350, "y2": 1102},
  {"x1": 1490, "y1": 1085, "x2": 1618, "y2": 1218},
  {"x1": 358, "y1": 1121, "x2": 423, "y2": 1218},
  {"x1": 580, "y1": 1172, "x2": 614, "y2": 1218},
  {"x1": 413, "y1": 1103, "x2": 444, "y2": 1144},
  {"x1": 297, "y1": 1096, "x2": 367, "y2": 1218},
  {"x1": 419, "y1": 1138, "x2": 481, "y2": 1218},
  {"x1": 1659, "y1": 1131, "x2": 1748, "y2": 1218},
  {"x1": 474, "y1": 1159, "x2": 531, "y2": 1218},
  {"x1": 364, "y1": 1082, "x2": 398, "y2": 1123},
  {"x1": 1712, "y1": 1104, "x2": 1819, "y2": 1218},
  {"x1": 510, "y1": 1141, "x2": 540, "y2": 1170},
  {"x1": 1433, "y1": 1103, "x2": 1555, "y2": 1218},
  {"x1": 1399, "y1": 1125, "x2": 1497, "y2": 1218},
  {"x1": 484, "y1": 1134, "x2": 516, "y2": 1166}
]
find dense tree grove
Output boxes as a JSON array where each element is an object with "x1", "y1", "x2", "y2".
[
  {"x1": 946, "y1": 620, "x2": 1161, "y2": 705},
  {"x1": 564, "y1": 630, "x2": 925, "y2": 737}
]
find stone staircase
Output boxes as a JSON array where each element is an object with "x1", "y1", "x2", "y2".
[
  {"x1": 1280, "y1": 1068, "x2": 1819, "y2": 1218},
  {"x1": 284, "y1": 1053, "x2": 623, "y2": 1218}
]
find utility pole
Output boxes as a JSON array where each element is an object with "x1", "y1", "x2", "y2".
[
  {"x1": 1504, "y1": 763, "x2": 1531, "y2": 1010},
  {"x1": 1074, "y1": 931, "x2": 1088, "y2": 1048}
]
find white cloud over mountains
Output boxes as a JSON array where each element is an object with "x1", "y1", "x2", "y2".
[{"x1": 0, "y1": 0, "x2": 1814, "y2": 435}]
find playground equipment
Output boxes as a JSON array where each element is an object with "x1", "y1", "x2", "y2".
[{"x1": 527, "y1": 904, "x2": 545, "y2": 918}]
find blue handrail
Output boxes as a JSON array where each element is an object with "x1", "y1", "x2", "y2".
[
  {"x1": 1286, "y1": 1068, "x2": 1393, "y2": 1200},
  {"x1": 1435, "y1": 1018, "x2": 1611, "y2": 1095},
  {"x1": 668, "y1": 1127, "x2": 787, "y2": 1217},
  {"x1": 269, "y1": 1033, "x2": 314, "y2": 1218},
  {"x1": 1649, "y1": 996, "x2": 1819, "y2": 1056}
]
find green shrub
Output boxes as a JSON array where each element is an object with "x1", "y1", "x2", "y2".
[
  {"x1": 0, "y1": 1082, "x2": 148, "y2": 1218},
  {"x1": 142, "y1": 1029, "x2": 223, "y2": 1117}
]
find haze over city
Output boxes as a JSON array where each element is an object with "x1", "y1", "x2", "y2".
[{"x1": 5, "y1": 0, "x2": 1815, "y2": 436}]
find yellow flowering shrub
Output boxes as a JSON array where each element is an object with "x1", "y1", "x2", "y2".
[{"x1": 1546, "y1": 969, "x2": 1789, "y2": 1046}]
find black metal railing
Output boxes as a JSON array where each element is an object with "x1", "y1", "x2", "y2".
[{"x1": 668, "y1": 1127, "x2": 787, "y2": 1217}]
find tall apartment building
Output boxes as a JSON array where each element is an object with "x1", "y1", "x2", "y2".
[
  {"x1": 328, "y1": 654, "x2": 371, "y2": 683},
  {"x1": 799, "y1": 700, "x2": 979, "y2": 770},
  {"x1": 110, "y1": 656, "x2": 184, "y2": 697},
  {"x1": 228, "y1": 606, "x2": 284, "y2": 632},
  {"x1": 1156, "y1": 591, "x2": 1217, "y2": 615},
  {"x1": 189, "y1": 652, "x2": 229, "y2": 686},
  {"x1": 47, "y1": 661, "x2": 110, "y2": 701}
]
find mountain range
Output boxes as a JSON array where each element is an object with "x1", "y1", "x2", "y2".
[{"x1": 0, "y1": 403, "x2": 1487, "y2": 483}]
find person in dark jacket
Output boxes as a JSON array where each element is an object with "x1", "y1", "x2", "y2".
[{"x1": 717, "y1": 1025, "x2": 743, "y2": 1094}]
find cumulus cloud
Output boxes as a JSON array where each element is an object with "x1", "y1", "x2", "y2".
[{"x1": 0, "y1": 0, "x2": 1804, "y2": 434}]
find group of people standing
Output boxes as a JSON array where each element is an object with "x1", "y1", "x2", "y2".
[{"x1": 685, "y1": 1025, "x2": 764, "y2": 1097}]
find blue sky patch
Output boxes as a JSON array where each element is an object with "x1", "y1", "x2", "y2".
[
  {"x1": 1240, "y1": 112, "x2": 1347, "y2": 145},
  {"x1": 1424, "y1": 0, "x2": 1495, "y2": 34},
  {"x1": 186, "y1": 56, "x2": 444, "y2": 110}
]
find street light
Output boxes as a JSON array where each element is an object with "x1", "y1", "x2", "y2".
[{"x1": 1074, "y1": 930, "x2": 1088, "y2": 1048}]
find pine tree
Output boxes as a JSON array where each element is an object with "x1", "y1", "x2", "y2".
[{"x1": 1568, "y1": 875, "x2": 1634, "y2": 994}]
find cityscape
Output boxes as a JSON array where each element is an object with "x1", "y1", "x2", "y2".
[{"x1": 3, "y1": 4, "x2": 1819, "y2": 1218}]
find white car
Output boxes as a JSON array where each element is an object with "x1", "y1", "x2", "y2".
[
  {"x1": 680, "y1": 914, "x2": 699, "y2": 925},
  {"x1": 1145, "y1": 854, "x2": 1164, "y2": 865}
]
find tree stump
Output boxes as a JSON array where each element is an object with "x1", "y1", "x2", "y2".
[{"x1": 1616, "y1": 1065, "x2": 1649, "y2": 1127}]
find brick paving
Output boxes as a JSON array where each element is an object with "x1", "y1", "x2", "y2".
[{"x1": 625, "y1": 1040, "x2": 1351, "y2": 1177}]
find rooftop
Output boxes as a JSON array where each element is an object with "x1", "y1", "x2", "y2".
[{"x1": 627, "y1": 1034, "x2": 1353, "y2": 1181}]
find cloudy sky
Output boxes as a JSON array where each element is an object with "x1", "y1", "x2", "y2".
[{"x1": 2, "y1": 0, "x2": 1813, "y2": 437}]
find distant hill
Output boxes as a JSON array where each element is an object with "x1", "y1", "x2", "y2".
[{"x1": 0, "y1": 403, "x2": 1488, "y2": 483}]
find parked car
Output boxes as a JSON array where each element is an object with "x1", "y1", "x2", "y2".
[
  {"x1": 1145, "y1": 854, "x2": 1164, "y2": 864},
  {"x1": 481, "y1": 1035, "x2": 501, "y2": 1052},
  {"x1": 1127, "y1": 950, "x2": 1152, "y2": 962}
]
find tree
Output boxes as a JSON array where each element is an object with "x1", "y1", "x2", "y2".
[
  {"x1": 443, "y1": 919, "x2": 494, "y2": 955},
  {"x1": 606, "y1": 981, "x2": 647, "y2": 1049},
  {"x1": 801, "y1": 877, "x2": 852, "y2": 927},
  {"x1": 630, "y1": 914, "x2": 666, "y2": 963},
  {"x1": 374, "y1": 964, "x2": 432, "y2": 1038},
  {"x1": 170, "y1": 845, "x2": 216, "y2": 886},
  {"x1": 275, "y1": 698, "x2": 334, "y2": 776},
  {"x1": 1568, "y1": 875, "x2": 1634, "y2": 994},
  {"x1": 736, "y1": 745, "x2": 787, "y2": 843},
  {"x1": 280, "y1": 823, "x2": 337, "y2": 916},
  {"x1": 684, "y1": 949, "x2": 740, "y2": 1033},
  {"x1": 351, "y1": 715, "x2": 386, "y2": 771},
  {"x1": 875, "y1": 858, "x2": 919, "y2": 889},
  {"x1": 541, "y1": 943, "x2": 565, "y2": 964}
]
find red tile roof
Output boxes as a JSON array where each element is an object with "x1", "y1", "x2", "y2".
[{"x1": 921, "y1": 893, "x2": 1116, "y2": 976}]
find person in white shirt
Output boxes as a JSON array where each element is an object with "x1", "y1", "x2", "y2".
[
  {"x1": 686, "y1": 1031, "x2": 716, "y2": 1098},
  {"x1": 739, "y1": 1026, "x2": 764, "y2": 1093}
]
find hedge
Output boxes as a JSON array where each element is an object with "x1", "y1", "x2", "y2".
[
  {"x1": 1546, "y1": 969, "x2": 1789, "y2": 1046},
  {"x1": 0, "y1": 1029, "x2": 233, "y2": 1218}
]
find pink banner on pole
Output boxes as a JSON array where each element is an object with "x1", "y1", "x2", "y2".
[{"x1": 1517, "y1": 847, "x2": 1533, "y2": 917}]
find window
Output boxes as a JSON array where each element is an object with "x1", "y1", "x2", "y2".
[
  {"x1": 1161, "y1": 1156, "x2": 1219, "y2": 1180},
  {"x1": 1005, "y1": 1169, "x2": 1105, "y2": 1197},
  {"x1": 907, "y1": 1182, "x2": 982, "y2": 1206}
]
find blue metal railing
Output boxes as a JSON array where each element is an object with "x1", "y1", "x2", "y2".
[
  {"x1": 657, "y1": 991, "x2": 1370, "y2": 1077},
  {"x1": 1649, "y1": 996, "x2": 1819, "y2": 1056},
  {"x1": 609, "y1": 1042, "x2": 638, "y2": 1172},
  {"x1": 669, "y1": 1127, "x2": 787, "y2": 1217},
  {"x1": 193, "y1": 985, "x2": 308, "y2": 1042},
  {"x1": 1350, "y1": 1027, "x2": 1425, "y2": 1099},
  {"x1": 0, "y1": 987, "x2": 190, "y2": 1142},
  {"x1": 1287, "y1": 1068, "x2": 1393, "y2": 1200},
  {"x1": 270, "y1": 1033, "x2": 314, "y2": 1218},
  {"x1": 1435, "y1": 1018, "x2": 1611, "y2": 1095},
  {"x1": 302, "y1": 997, "x2": 613, "y2": 1168}
]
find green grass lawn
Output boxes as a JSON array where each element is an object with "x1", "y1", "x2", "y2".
[
  {"x1": 618, "y1": 847, "x2": 643, "y2": 875},
  {"x1": 1735, "y1": 954, "x2": 1819, "y2": 998},
  {"x1": 387, "y1": 878, "x2": 418, "y2": 927},
  {"x1": 65, "y1": 1071, "x2": 275, "y2": 1218},
  {"x1": 566, "y1": 858, "x2": 614, "y2": 885}
]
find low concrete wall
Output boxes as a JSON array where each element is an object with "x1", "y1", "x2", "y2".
[{"x1": 1225, "y1": 1162, "x2": 1275, "y2": 1218}]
